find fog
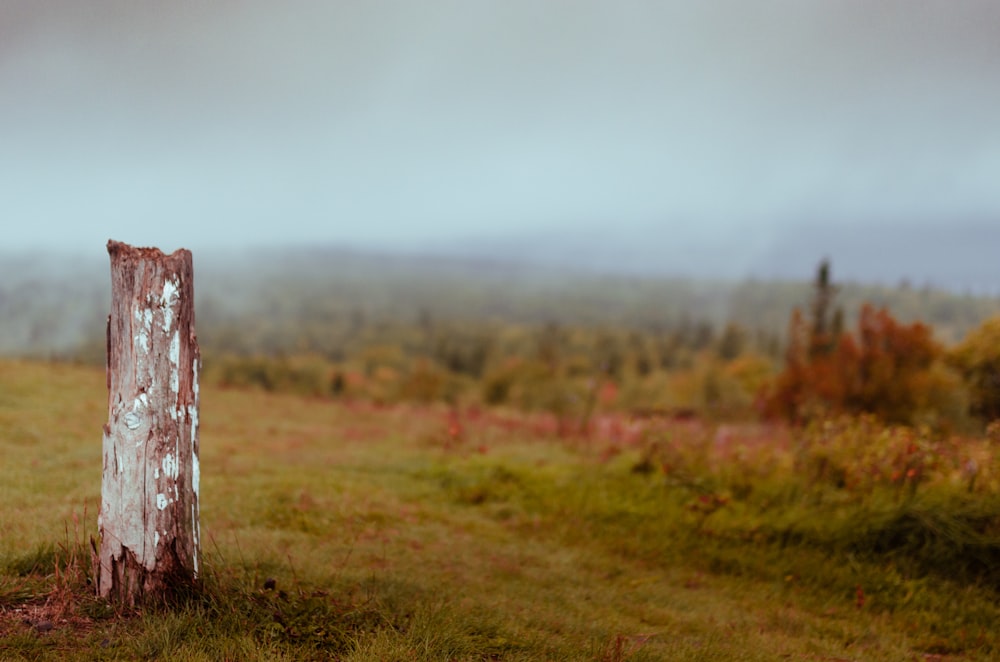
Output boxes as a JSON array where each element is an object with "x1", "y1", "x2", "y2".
[{"x1": 2, "y1": 1, "x2": 999, "y2": 285}]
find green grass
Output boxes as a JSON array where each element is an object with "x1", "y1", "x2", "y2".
[{"x1": 2, "y1": 359, "x2": 998, "y2": 660}]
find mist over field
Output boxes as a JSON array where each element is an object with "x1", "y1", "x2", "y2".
[
  {"x1": 2, "y1": 246, "x2": 999, "y2": 363},
  {"x1": 1, "y1": 1, "x2": 998, "y2": 290}
]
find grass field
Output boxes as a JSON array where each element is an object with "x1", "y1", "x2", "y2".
[{"x1": 1, "y1": 359, "x2": 998, "y2": 660}]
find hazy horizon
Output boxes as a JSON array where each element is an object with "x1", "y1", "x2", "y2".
[{"x1": 2, "y1": 1, "x2": 999, "y2": 286}]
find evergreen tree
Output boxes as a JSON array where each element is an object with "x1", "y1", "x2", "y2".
[{"x1": 809, "y1": 259, "x2": 840, "y2": 357}]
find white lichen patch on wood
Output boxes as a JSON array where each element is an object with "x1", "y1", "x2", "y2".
[
  {"x1": 124, "y1": 411, "x2": 141, "y2": 430},
  {"x1": 191, "y1": 502, "x2": 200, "y2": 574},
  {"x1": 168, "y1": 330, "x2": 180, "y2": 395},
  {"x1": 134, "y1": 307, "x2": 152, "y2": 353},
  {"x1": 191, "y1": 448, "x2": 200, "y2": 499},
  {"x1": 162, "y1": 453, "x2": 178, "y2": 480},
  {"x1": 160, "y1": 278, "x2": 179, "y2": 332}
]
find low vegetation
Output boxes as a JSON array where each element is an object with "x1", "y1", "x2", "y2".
[
  {"x1": 2, "y1": 359, "x2": 999, "y2": 660},
  {"x1": 196, "y1": 272, "x2": 1000, "y2": 437}
]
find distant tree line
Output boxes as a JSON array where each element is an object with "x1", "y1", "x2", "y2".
[{"x1": 6, "y1": 250, "x2": 1000, "y2": 429}]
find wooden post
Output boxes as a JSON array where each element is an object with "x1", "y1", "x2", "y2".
[{"x1": 95, "y1": 240, "x2": 201, "y2": 605}]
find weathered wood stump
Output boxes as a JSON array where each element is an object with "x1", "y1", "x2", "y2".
[{"x1": 95, "y1": 240, "x2": 201, "y2": 605}]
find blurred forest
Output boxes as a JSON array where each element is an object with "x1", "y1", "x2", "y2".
[{"x1": 3, "y1": 248, "x2": 1000, "y2": 429}]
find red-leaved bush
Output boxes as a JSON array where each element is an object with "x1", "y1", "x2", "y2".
[{"x1": 765, "y1": 304, "x2": 944, "y2": 425}]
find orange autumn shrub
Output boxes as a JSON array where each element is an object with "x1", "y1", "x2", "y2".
[
  {"x1": 766, "y1": 304, "x2": 946, "y2": 425},
  {"x1": 950, "y1": 315, "x2": 1000, "y2": 423}
]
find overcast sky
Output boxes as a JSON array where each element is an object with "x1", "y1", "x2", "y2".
[{"x1": 2, "y1": 1, "x2": 999, "y2": 275}]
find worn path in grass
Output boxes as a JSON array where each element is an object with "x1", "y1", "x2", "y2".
[{"x1": 0, "y1": 360, "x2": 991, "y2": 660}]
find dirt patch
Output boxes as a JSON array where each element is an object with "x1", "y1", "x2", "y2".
[{"x1": 0, "y1": 593, "x2": 98, "y2": 640}]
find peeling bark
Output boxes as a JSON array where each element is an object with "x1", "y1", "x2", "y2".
[{"x1": 96, "y1": 240, "x2": 201, "y2": 605}]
